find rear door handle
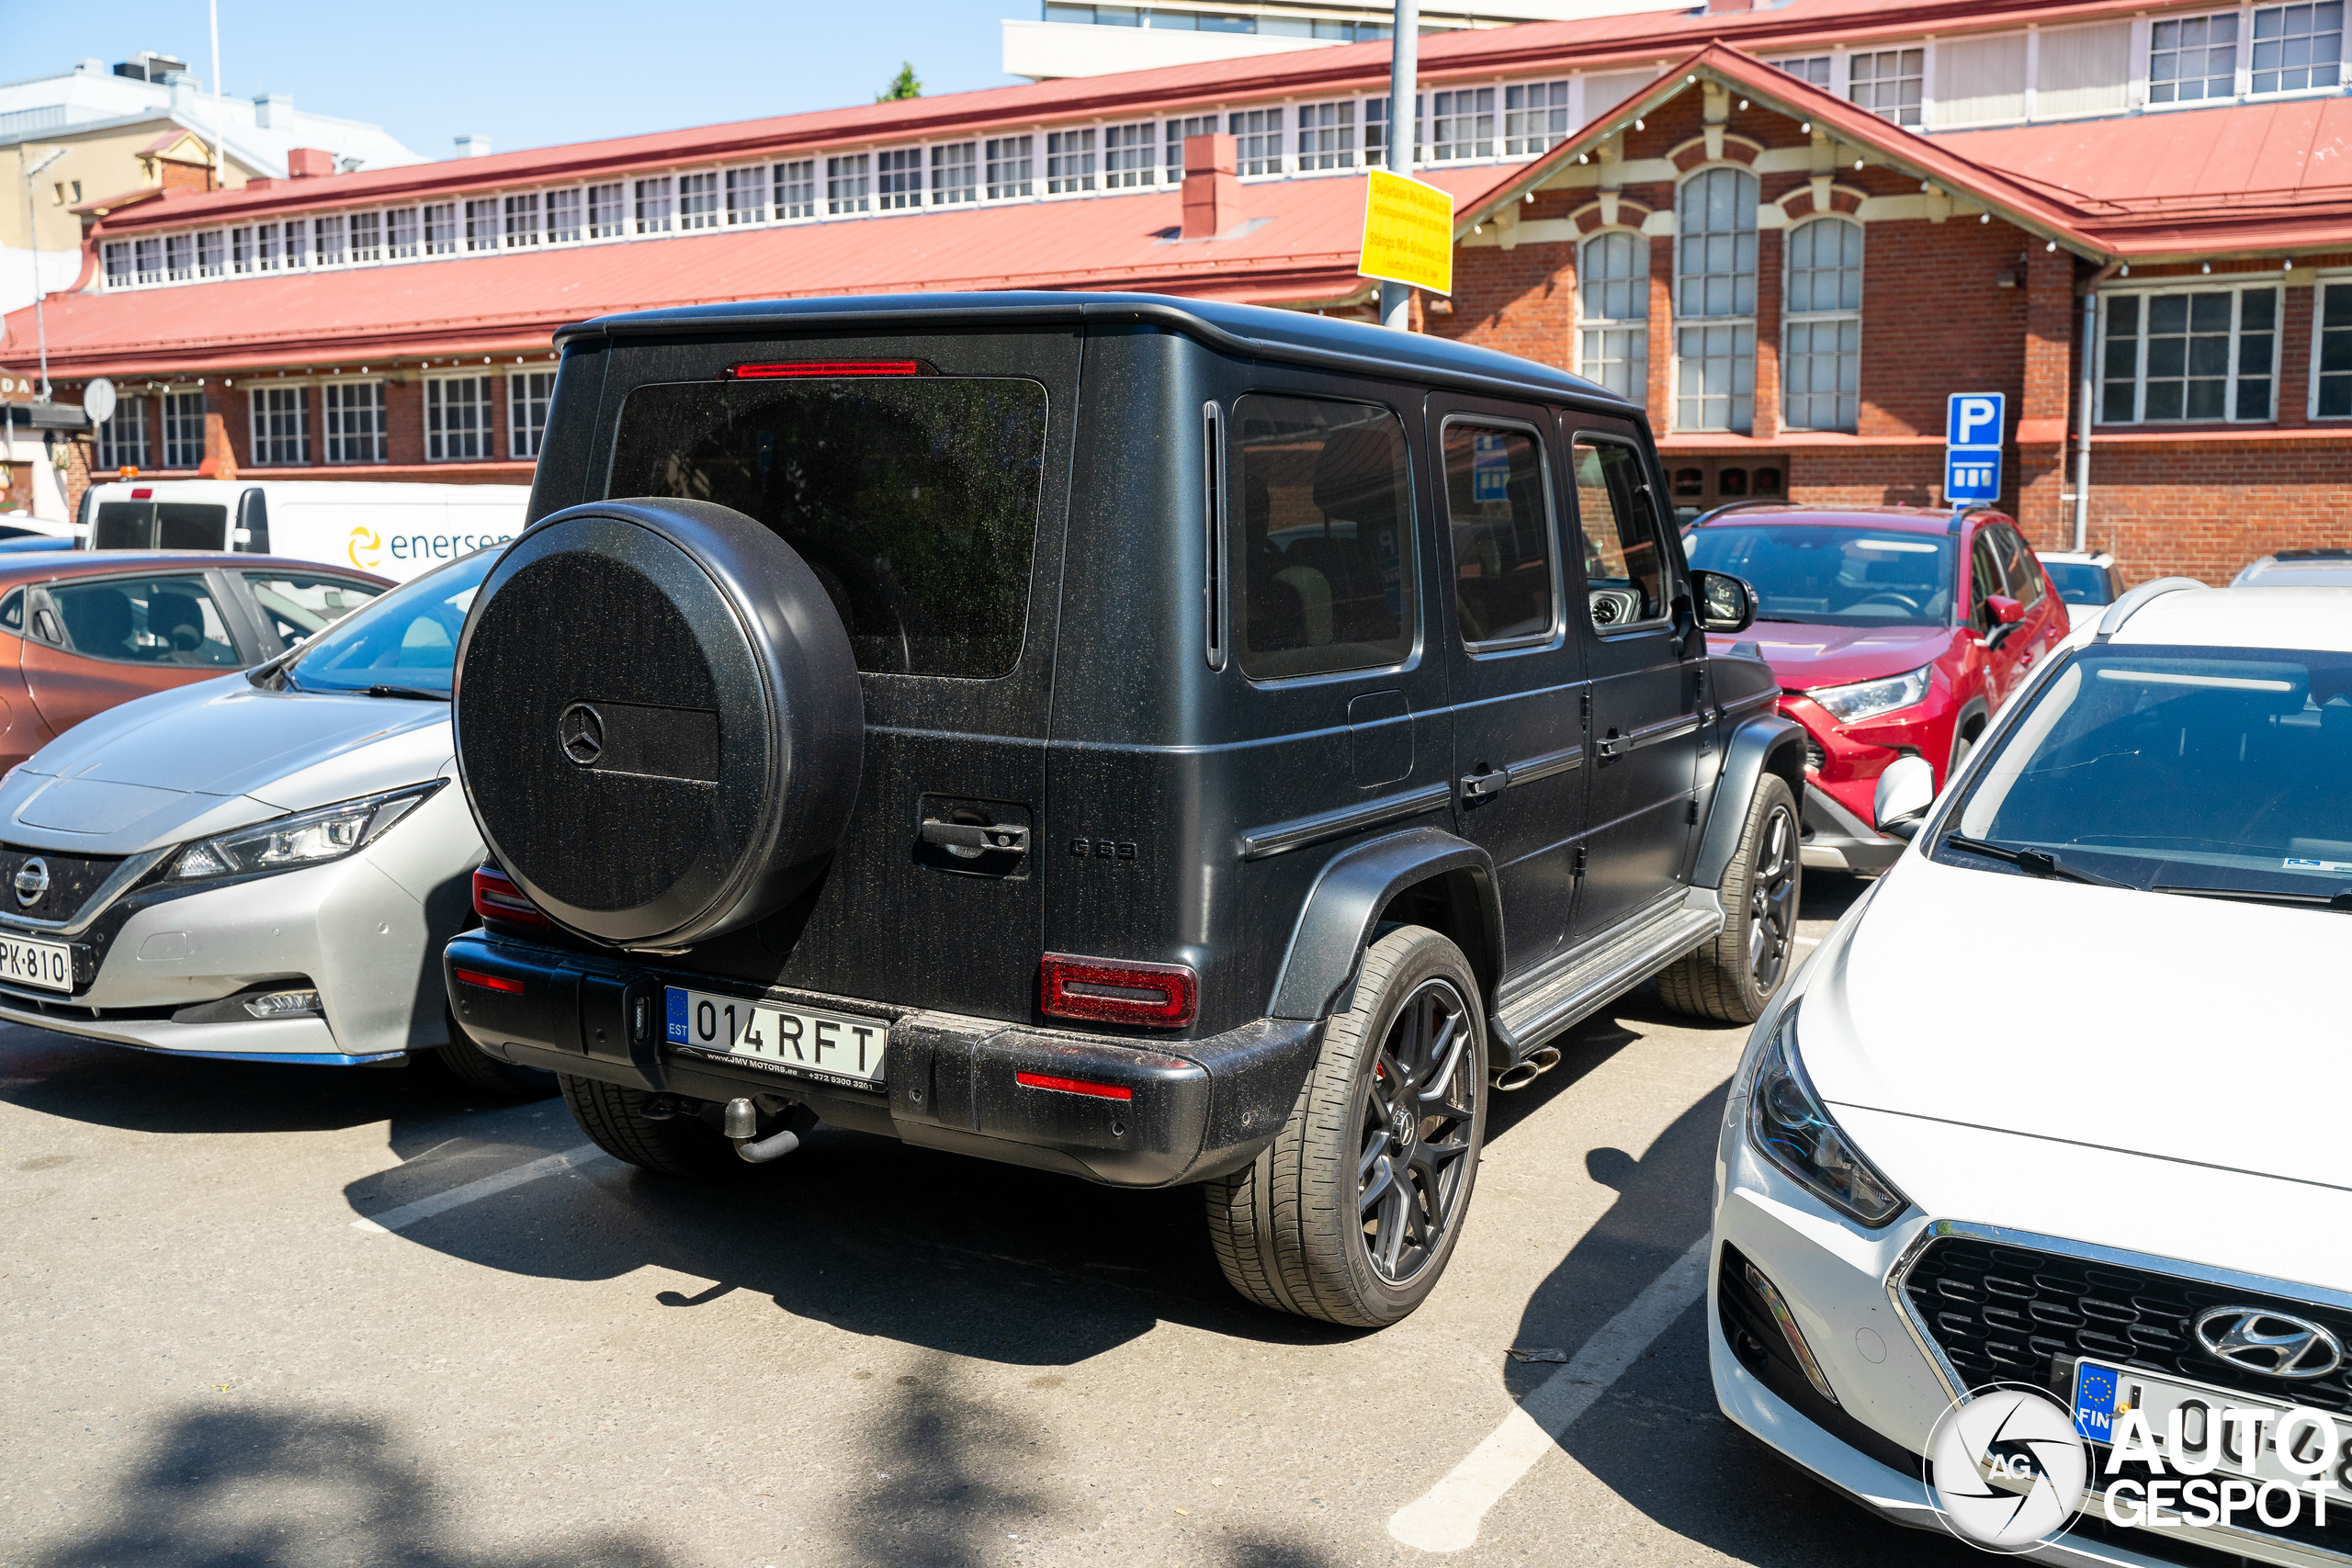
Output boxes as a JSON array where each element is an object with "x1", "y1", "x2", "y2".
[
  {"x1": 1459, "y1": 766, "x2": 1510, "y2": 801},
  {"x1": 919, "y1": 819, "x2": 1029, "y2": 855}
]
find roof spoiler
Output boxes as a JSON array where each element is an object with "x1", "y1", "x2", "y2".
[{"x1": 2092, "y1": 577, "x2": 2205, "y2": 642}]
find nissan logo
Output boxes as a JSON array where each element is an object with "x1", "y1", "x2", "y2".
[
  {"x1": 12, "y1": 857, "x2": 48, "y2": 908},
  {"x1": 558, "y1": 703, "x2": 605, "y2": 766},
  {"x1": 2195, "y1": 1305, "x2": 2345, "y2": 1380}
]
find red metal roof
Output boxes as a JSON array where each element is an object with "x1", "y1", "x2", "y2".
[{"x1": 4, "y1": 168, "x2": 1510, "y2": 378}]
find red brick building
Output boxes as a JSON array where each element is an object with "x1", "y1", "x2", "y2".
[{"x1": 11, "y1": 0, "x2": 2352, "y2": 582}]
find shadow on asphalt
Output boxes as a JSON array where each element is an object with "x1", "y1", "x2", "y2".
[{"x1": 24, "y1": 1402, "x2": 667, "y2": 1568}]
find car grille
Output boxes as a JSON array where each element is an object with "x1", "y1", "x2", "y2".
[
  {"x1": 0, "y1": 845, "x2": 128, "y2": 925},
  {"x1": 1903, "y1": 1235, "x2": 2352, "y2": 1414}
]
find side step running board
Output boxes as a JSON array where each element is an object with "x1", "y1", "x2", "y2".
[{"x1": 1488, "y1": 894, "x2": 1724, "y2": 1058}]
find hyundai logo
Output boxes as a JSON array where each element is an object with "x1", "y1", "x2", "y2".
[
  {"x1": 2194, "y1": 1305, "x2": 2345, "y2": 1380},
  {"x1": 558, "y1": 703, "x2": 605, "y2": 766},
  {"x1": 12, "y1": 857, "x2": 48, "y2": 908}
]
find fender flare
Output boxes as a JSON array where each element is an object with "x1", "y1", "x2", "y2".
[
  {"x1": 1691, "y1": 715, "x2": 1807, "y2": 890},
  {"x1": 1945, "y1": 696, "x2": 1990, "y2": 777},
  {"x1": 1267, "y1": 827, "x2": 1501, "y2": 1021}
]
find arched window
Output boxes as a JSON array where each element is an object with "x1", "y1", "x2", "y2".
[
  {"x1": 1784, "y1": 217, "x2": 1863, "y2": 433},
  {"x1": 1674, "y1": 167, "x2": 1758, "y2": 433},
  {"x1": 1577, "y1": 231, "x2": 1648, "y2": 404}
]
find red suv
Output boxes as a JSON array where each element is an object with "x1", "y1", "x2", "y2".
[{"x1": 1681, "y1": 503, "x2": 2068, "y2": 873}]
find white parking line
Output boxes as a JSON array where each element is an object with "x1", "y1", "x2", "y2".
[
  {"x1": 1388, "y1": 1235, "x2": 1712, "y2": 1553},
  {"x1": 350, "y1": 1144, "x2": 610, "y2": 1234}
]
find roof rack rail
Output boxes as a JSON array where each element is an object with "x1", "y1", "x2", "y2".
[
  {"x1": 2092, "y1": 576, "x2": 2205, "y2": 642},
  {"x1": 1946, "y1": 503, "x2": 1997, "y2": 535},
  {"x1": 1685, "y1": 498, "x2": 1794, "y2": 527}
]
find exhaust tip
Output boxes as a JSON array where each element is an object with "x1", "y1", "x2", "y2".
[{"x1": 1493, "y1": 1060, "x2": 1542, "y2": 1092}]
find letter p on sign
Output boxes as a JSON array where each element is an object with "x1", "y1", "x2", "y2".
[{"x1": 1948, "y1": 393, "x2": 2004, "y2": 450}]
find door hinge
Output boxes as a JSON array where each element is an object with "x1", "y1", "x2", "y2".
[
  {"x1": 1686, "y1": 797, "x2": 1701, "y2": 826},
  {"x1": 1578, "y1": 690, "x2": 1592, "y2": 729},
  {"x1": 1572, "y1": 843, "x2": 1588, "y2": 878}
]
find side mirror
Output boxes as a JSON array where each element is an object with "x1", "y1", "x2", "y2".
[
  {"x1": 1872, "y1": 755, "x2": 1935, "y2": 841},
  {"x1": 1988, "y1": 594, "x2": 2025, "y2": 626},
  {"x1": 1690, "y1": 569, "x2": 1758, "y2": 634}
]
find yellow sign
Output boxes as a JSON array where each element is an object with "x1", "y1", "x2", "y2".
[{"x1": 1358, "y1": 168, "x2": 1455, "y2": 297}]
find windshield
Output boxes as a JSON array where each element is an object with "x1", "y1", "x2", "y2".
[
  {"x1": 280, "y1": 551, "x2": 491, "y2": 696},
  {"x1": 1936, "y1": 642, "x2": 2352, "y2": 902},
  {"x1": 1683, "y1": 525, "x2": 1954, "y2": 626},
  {"x1": 2041, "y1": 561, "x2": 2112, "y2": 605}
]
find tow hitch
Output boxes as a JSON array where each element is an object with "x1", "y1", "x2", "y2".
[{"x1": 722, "y1": 1097, "x2": 803, "y2": 1164}]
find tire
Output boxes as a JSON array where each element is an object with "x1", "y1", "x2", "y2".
[
  {"x1": 1659, "y1": 773, "x2": 1802, "y2": 1024},
  {"x1": 1204, "y1": 926, "x2": 1488, "y2": 1328},
  {"x1": 558, "y1": 1073, "x2": 753, "y2": 1180},
  {"x1": 434, "y1": 1009, "x2": 559, "y2": 1101}
]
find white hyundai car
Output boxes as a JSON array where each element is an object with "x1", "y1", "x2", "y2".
[
  {"x1": 1710, "y1": 580, "x2": 2352, "y2": 1567},
  {"x1": 0, "y1": 550, "x2": 548, "y2": 1099}
]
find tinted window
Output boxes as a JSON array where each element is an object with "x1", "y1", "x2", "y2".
[
  {"x1": 48, "y1": 575, "x2": 242, "y2": 668},
  {"x1": 1990, "y1": 527, "x2": 2042, "y2": 607},
  {"x1": 243, "y1": 572, "x2": 387, "y2": 648},
  {"x1": 2041, "y1": 561, "x2": 2115, "y2": 605},
  {"x1": 1233, "y1": 394, "x2": 1417, "y2": 680},
  {"x1": 1970, "y1": 531, "x2": 2006, "y2": 630},
  {"x1": 284, "y1": 554, "x2": 490, "y2": 696},
  {"x1": 1942, "y1": 644, "x2": 2352, "y2": 898},
  {"x1": 608, "y1": 378, "x2": 1047, "y2": 679},
  {"x1": 1685, "y1": 525, "x2": 1954, "y2": 626},
  {"x1": 90, "y1": 501, "x2": 227, "y2": 551},
  {"x1": 0, "y1": 591, "x2": 19, "y2": 630},
  {"x1": 1443, "y1": 422, "x2": 1556, "y2": 647},
  {"x1": 1571, "y1": 439, "x2": 1667, "y2": 626}
]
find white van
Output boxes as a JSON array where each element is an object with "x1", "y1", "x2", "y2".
[{"x1": 75, "y1": 479, "x2": 530, "y2": 582}]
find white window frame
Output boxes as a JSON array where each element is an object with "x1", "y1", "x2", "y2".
[
  {"x1": 322, "y1": 380, "x2": 388, "y2": 465},
  {"x1": 2143, "y1": 2, "x2": 2346, "y2": 107},
  {"x1": 162, "y1": 389, "x2": 206, "y2": 468},
  {"x1": 2310, "y1": 273, "x2": 2352, "y2": 418},
  {"x1": 1228, "y1": 107, "x2": 1286, "y2": 177},
  {"x1": 827, "y1": 154, "x2": 871, "y2": 215},
  {"x1": 348, "y1": 211, "x2": 381, "y2": 264},
  {"x1": 1781, "y1": 216, "x2": 1864, "y2": 434},
  {"x1": 1163, "y1": 113, "x2": 1217, "y2": 181},
  {"x1": 725, "y1": 167, "x2": 768, "y2": 224},
  {"x1": 164, "y1": 231, "x2": 195, "y2": 281},
  {"x1": 133, "y1": 237, "x2": 163, "y2": 286},
  {"x1": 775, "y1": 159, "x2": 819, "y2": 220},
  {"x1": 1848, "y1": 46, "x2": 1926, "y2": 125},
  {"x1": 1103, "y1": 121, "x2": 1158, "y2": 186},
  {"x1": 424, "y1": 204, "x2": 458, "y2": 255},
  {"x1": 2097, "y1": 282, "x2": 2281, "y2": 424},
  {"x1": 678, "y1": 171, "x2": 719, "y2": 229},
  {"x1": 1672, "y1": 165, "x2": 1760, "y2": 435},
  {"x1": 1295, "y1": 100, "x2": 1356, "y2": 172},
  {"x1": 586, "y1": 183, "x2": 627, "y2": 239},
  {"x1": 546, "y1": 187, "x2": 583, "y2": 243},
  {"x1": 508, "y1": 369, "x2": 557, "y2": 459},
  {"x1": 95, "y1": 395, "x2": 152, "y2": 469},
  {"x1": 101, "y1": 241, "x2": 131, "y2": 288},
  {"x1": 198, "y1": 228, "x2": 226, "y2": 277},
  {"x1": 1503, "y1": 80, "x2": 1570, "y2": 157},
  {"x1": 1576, "y1": 229, "x2": 1649, "y2": 407},
  {"x1": 425, "y1": 374, "x2": 495, "y2": 461},
  {"x1": 1428, "y1": 86, "x2": 1496, "y2": 164},
  {"x1": 503, "y1": 192, "x2": 542, "y2": 247},
  {"x1": 1046, "y1": 128, "x2": 1098, "y2": 194},
  {"x1": 1364, "y1": 95, "x2": 1425, "y2": 164},
  {"x1": 387, "y1": 208, "x2": 420, "y2": 258},
  {"x1": 985, "y1": 135, "x2": 1034, "y2": 201},
  {"x1": 930, "y1": 141, "x2": 978, "y2": 205},
  {"x1": 875, "y1": 148, "x2": 923, "y2": 209},
  {"x1": 634, "y1": 176, "x2": 675, "y2": 234},
  {"x1": 249, "y1": 385, "x2": 311, "y2": 467}
]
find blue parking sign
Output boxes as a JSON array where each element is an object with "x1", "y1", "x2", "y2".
[{"x1": 1945, "y1": 392, "x2": 2005, "y2": 503}]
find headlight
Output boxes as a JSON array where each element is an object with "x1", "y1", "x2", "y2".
[
  {"x1": 170, "y1": 783, "x2": 441, "y2": 881},
  {"x1": 1807, "y1": 663, "x2": 1932, "y2": 724},
  {"x1": 1745, "y1": 1005, "x2": 1908, "y2": 1226}
]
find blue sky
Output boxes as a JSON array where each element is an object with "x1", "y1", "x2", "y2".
[{"x1": 21, "y1": 1, "x2": 1027, "y2": 158}]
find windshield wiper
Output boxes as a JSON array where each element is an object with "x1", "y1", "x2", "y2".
[
  {"x1": 363, "y1": 684, "x2": 449, "y2": 702},
  {"x1": 2152, "y1": 884, "x2": 2352, "y2": 912},
  {"x1": 1942, "y1": 833, "x2": 2132, "y2": 887}
]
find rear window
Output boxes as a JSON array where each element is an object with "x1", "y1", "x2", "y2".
[
  {"x1": 92, "y1": 501, "x2": 227, "y2": 552},
  {"x1": 2042, "y1": 561, "x2": 2113, "y2": 605},
  {"x1": 607, "y1": 377, "x2": 1048, "y2": 679}
]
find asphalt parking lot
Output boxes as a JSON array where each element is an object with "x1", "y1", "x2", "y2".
[{"x1": 0, "y1": 873, "x2": 1982, "y2": 1568}]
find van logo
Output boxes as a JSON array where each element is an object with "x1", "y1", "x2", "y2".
[
  {"x1": 346, "y1": 525, "x2": 382, "y2": 570},
  {"x1": 13, "y1": 858, "x2": 49, "y2": 908},
  {"x1": 559, "y1": 704, "x2": 605, "y2": 766}
]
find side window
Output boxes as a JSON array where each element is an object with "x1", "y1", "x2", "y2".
[
  {"x1": 0, "y1": 591, "x2": 20, "y2": 633},
  {"x1": 1993, "y1": 528, "x2": 2043, "y2": 608},
  {"x1": 1969, "y1": 531, "x2": 2006, "y2": 631},
  {"x1": 1571, "y1": 438, "x2": 1668, "y2": 627},
  {"x1": 1233, "y1": 394, "x2": 1417, "y2": 680},
  {"x1": 243, "y1": 573, "x2": 388, "y2": 648},
  {"x1": 1443, "y1": 422, "x2": 1556, "y2": 648},
  {"x1": 47, "y1": 576, "x2": 243, "y2": 669}
]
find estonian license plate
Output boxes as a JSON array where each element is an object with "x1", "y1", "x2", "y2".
[
  {"x1": 2072, "y1": 1356, "x2": 2350, "y2": 1502},
  {"x1": 664, "y1": 986, "x2": 887, "y2": 1090},
  {"x1": 0, "y1": 931, "x2": 72, "y2": 993}
]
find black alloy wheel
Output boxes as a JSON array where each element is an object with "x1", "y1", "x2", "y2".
[
  {"x1": 1746, "y1": 800, "x2": 1799, "y2": 995},
  {"x1": 1357, "y1": 976, "x2": 1479, "y2": 1285},
  {"x1": 1658, "y1": 771, "x2": 1804, "y2": 1024}
]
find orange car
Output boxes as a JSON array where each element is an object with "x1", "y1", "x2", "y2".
[{"x1": 0, "y1": 550, "x2": 390, "y2": 773}]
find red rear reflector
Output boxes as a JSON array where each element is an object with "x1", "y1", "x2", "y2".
[
  {"x1": 729, "y1": 360, "x2": 922, "y2": 379},
  {"x1": 131, "y1": 488, "x2": 153, "y2": 499},
  {"x1": 1015, "y1": 1071, "x2": 1134, "y2": 1101},
  {"x1": 1039, "y1": 953, "x2": 1198, "y2": 1027},
  {"x1": 471, "y1": 865, "x2": 550, "y2": 931},
  {"x1": 454, "y1": 967, "x2": 523, "y2": 994}
]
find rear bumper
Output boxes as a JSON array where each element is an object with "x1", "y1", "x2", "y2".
[
  {"x1": 445, "y1": 931, "x2": 1322, "y2": 1189},
  {"x1": 1799, "y1": 782, "x2": 1905, "y2": 874}
]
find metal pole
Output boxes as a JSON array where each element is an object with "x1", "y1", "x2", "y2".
[
  {"x1": 19, "y1": 146, "x2": 61, "y2": 400},
  {"x1": 209, "y1": 0, "x2": 227, "y2": 194},
  {"x1": 1380, "y1": 0, "x2": 1419, "y2": 332},
  {"x1": 2073, "y1": 284, "x2": 2098, "y2": 553}
]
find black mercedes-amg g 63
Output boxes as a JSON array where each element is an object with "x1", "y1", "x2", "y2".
[{"x1": 444, "y1": 292, "x2": 1805, "y2": 1327}]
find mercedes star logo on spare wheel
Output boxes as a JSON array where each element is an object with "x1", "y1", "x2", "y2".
[
  {"x1": 559, "y1": 703, "x2": 605, "y2": 767},
  {"x1": 13, "y1": 857, "x2": 49, "y2": 908},
  {"x1": 1924, "y1": 1385, "x2": 2088, "y2": 1552},
  {"x1": 2195, "y1": 1305, "x2": 2345, "y2": 1379}
]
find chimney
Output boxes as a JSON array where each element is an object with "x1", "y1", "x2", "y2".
[
  {"x1": 453, "y1": 133, "x2": 491, "y2": 158},
  {"x1": 1181, "y1": 133, "x2": 1240, "y2": 240},
  {"x1": 287, "y1": 147, "x2": 334, "y2": 178},
  {"x1": 253, "y1": 92, "x2": 291, "y2": 129}
]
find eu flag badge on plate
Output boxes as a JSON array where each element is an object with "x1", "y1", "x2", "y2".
[{"x1": 2074, "y1": 1362, "x2": 2118, "y2": 1442}]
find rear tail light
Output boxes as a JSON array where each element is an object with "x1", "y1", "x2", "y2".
[
  {"x1": 453, "y1": 967, "x2": 523, "y2": 994},
  {"x1": 471, "y1": 865, "x2": 549, "y2": 932},
  {"x1": 1014, "y1": 1071, "x2": 1133, "y2": 1101},
  {"x1": 1039, "y1": 953, "x2": 1197, "y2": 1028},
  {"x1": 727, "y1": 360, "x2": 926, "y2": 379}
]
